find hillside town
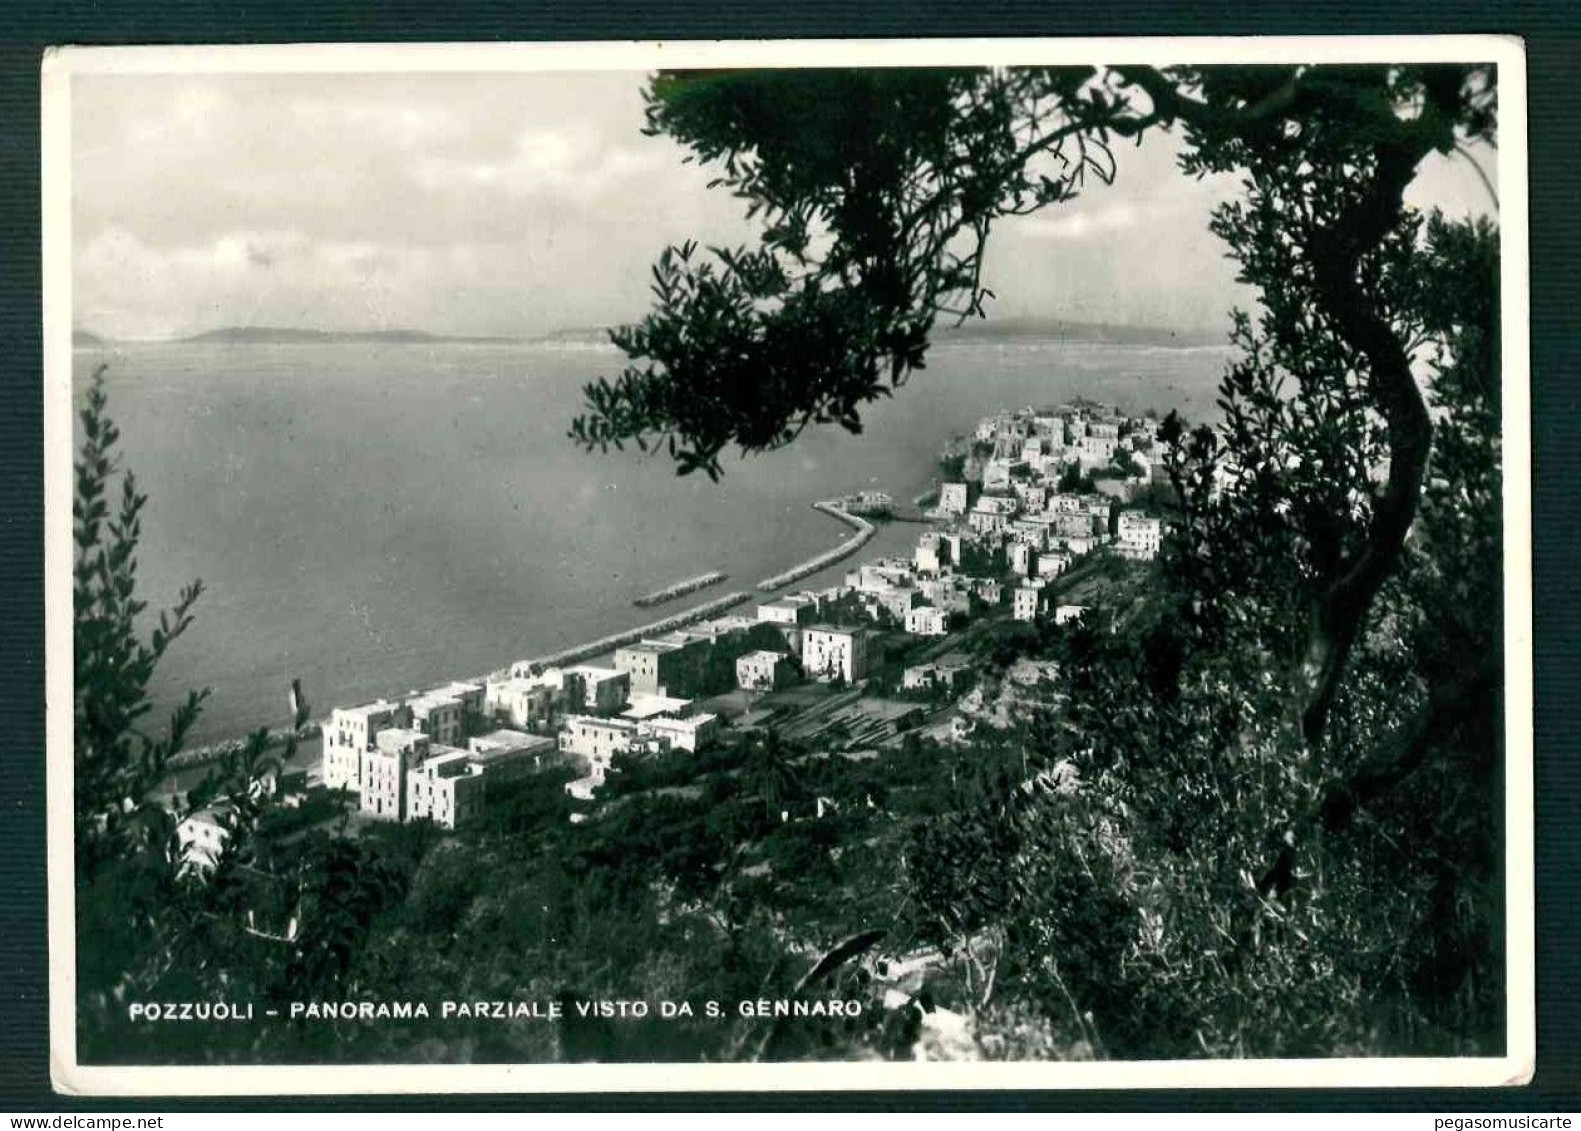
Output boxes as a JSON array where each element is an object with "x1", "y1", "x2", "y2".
[{"x1": 176, "y1": 400, "x2": 1174, "y2": 868}]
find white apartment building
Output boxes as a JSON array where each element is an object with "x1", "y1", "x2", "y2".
[
  {"x1": 1009, "y1": 541, "x2": 1034, "y2": 577},
  {"x1": 1057, "y1": 512, "x2": 1097, "y2": 539},
  {"x1": 361, "y1": 727, "x2": 432, "y2": 821},
  {"x1": 802, "y1": 625, "x2": 870, "y2": 683},
  {"x1": 968, "y1": 495, "x2": 1018, "y2": 536},
  {"x1": 1013, "y1": 481, "x2": 1046, "y2": 511},
  {"x1": 1037, "y1": 551, "x2": 1072, "y2": 580},
  {"x1": 614, "y1": 640, "x2": 686, "y2": 696},
  {"x1": 1078, "y1": 433, "x2": 1119, "y2": 467},
  {"x1": 562, "y1": 666, "x2": 631, "y2": 715},
  {"x1": 641, "y1": 712, "x2": 720, "y2": 753},
  {"x1": 982, "y1": 458, "x2": 1016, "y2": 492},
  {"x1": 485, "y1": 676, "x2": 556, "y2": 731},
  {"x1": 757, "y1": 595, "x2": 817, "y2": 626},
  {"x1": 737, "y1": 649, "x2": 796, "y2": 692},
  {"x1": 406, "y1": 749, "x2": 486, "y2": 830},
  {"x1": 409, "y1": 689, "x2": 465, "y2": 748},
  {"x1": 1117, "y1": 512, "x2": 1164, "y2": 560},
  {"x1": 559, "y1": 715, "x2": 642, "y2": 765},
  {"x1": 914, "y1": 531, "x2": 947, "y2": 574},
  {"x1": 430, "y1": 680, "x2": 485, "y2": 723},
  {"x1": 468, "y1": 730, "x2": 559, "y2": 782},
  {"x1": 176, "y1": 807, "x2": 231, "y2": 874},
  {"x1": 1013, "y1": 585, "x2": 1042, "y2": 622},
  {"x1": 937, "y1": 482, "x2": 969, "y2": 516},
  {"x1": 905, "y1": 606, "x2": 949, "y2": 637},
  {"x1": 322, "y1": 699, "x2": 411, "y2": 791},
  {"x1": 1055, "y1": 604, "x2": 1088, "y2": 625}
]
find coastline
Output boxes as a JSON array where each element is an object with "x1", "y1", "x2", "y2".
[{"x1": 161, "y1": 497, "x2": 888, "y2": 774}]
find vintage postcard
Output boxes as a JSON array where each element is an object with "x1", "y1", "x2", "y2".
[{"x1": 43, "y1": 36, "x2": 1533, "y2": 1094}]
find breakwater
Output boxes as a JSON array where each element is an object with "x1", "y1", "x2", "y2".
[
  {"x1": 633, "y1": 569, "x2": 728, "y2": 608},
  {"x1": 521, "y1": 589, "x2": 754, "y2": 671},
  {"x1": 166, "y1": 721, "x2": 321, "y2": 771},
  {"x1": 757, "y1": 502, "x2": 876, "y2": 592}
]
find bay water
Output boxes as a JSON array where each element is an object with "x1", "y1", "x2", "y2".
[{"x1": 72, "y1": 336, "x2": 1230, "y2": 743}]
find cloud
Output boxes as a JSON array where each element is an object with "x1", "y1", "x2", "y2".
[
  {"x1": 1019, "y1": 201, "x2": 1142, "y2": 243},
  {"x1": 68, "y1": 70, "x2": 1500, "y2": 341}
]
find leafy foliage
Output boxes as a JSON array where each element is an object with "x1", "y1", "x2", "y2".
[{"x1": 570, "y1": 68, "x2": 1126, "y2": 479}]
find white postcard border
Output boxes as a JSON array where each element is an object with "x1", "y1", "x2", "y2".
[{"x1": 42, "y1": 33, "x2": 1535, "y2": 1096}]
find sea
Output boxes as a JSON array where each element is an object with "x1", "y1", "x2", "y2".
[{"x1": 72, "y1": 335, "x2": 1232, "y2": 745}]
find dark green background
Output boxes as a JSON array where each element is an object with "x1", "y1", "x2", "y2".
[{"x1": 1, "y1": 1, "x2": 1575, "y2": 1112}]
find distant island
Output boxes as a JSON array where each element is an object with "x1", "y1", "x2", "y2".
[
  {"x1": 538, "y1": 317, "x2": 1226, "y2": 350},
  {"x1": 71, "y1": 318, "x2": 1226, "y2": 350},
  {"x1": 179, "y1": 327, "x2": 522, "y2": 346},
  {"x1": 72, "y1": 326, "x2": 522, "y2": 347},
  {"x1": 934, "y1": 316, "x2": 1225, "y2": 349}
]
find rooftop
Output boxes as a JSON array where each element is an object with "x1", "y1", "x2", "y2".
[
  {"x1": 645, "y1": 712, "x2": 718, "y2": 732},
  {"x1": 620, "y1": 640, "x2": 680, "y2": 655},
  {"x1": 332, "y1": 698, "x2": 404, "y2": 720},
  {"x1": 566, "y1": 714, "x2": 639, "y2": 733},
  {"x1": 804, "y1": 623, "x2": 863, "y2": 638},
  {"x1": 470, "y1": 729, "x2": 555, "y2": 755},
  {"x1": 621, "y1": 693, "x2": 693, "y2": 721}
]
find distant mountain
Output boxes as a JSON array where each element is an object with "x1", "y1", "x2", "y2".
[
  {"x1": 540, "y1": 317, "x2": 1225, "y2": 350},
  {"x1": 935, "y1": 317, "x2": 1225, "y2": 348},
  {"x1": 178, "y1": 326, "x2": 519, "y2": 345},
  {"x1": 532, "y1": 326, "x2": 618, "y2": 347}
]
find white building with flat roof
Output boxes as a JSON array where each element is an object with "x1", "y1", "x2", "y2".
[
  {"x1": 905, "y1": 606, "x2": 948, "y2": 637},
  {"x1": 1013, "y1": 586, "x2": 1042, "y2": 622},
  {"x1": 408, "y1": 689, "x2": 465, "y2": 748},
  {"x1": 737, "y1": 649, "x2": 796, "y2": 692},
  {"x1": 938, "y1": 482, "x2": 968, "y2": 516},
  {"x1": 485, "y1": 676, "x2": 556, "y2": 731},
  {"x1": 467, "y1": 730, "x2": 559, "y2": 782},
  {"x1": 1117, "y1": 512, "x2": 1164, "y2": 560},
  {"x1": 757, "y1": 595, "x2": 817, "y2": 626},
  {"x1": 802, "y1": 625, "x2": 870, "y2": 683},
  {"x1": 640, "y1": 712, "x2": 721, "y2": 753},
  {"x1": 361, "y1": 728, "x2": 432, "y2": 821},
  {"x1": 323, "y1": 699, "x2": 412, "y2": 792},
  {"x1": 562, "y1": 666, "x2": 631, "y2": 715},
  {"x1": 407, "y1": 750, "x2": 486, "y2": 830},
  {"x1": 1055, "y1": 604, "x2": 1088, "y2": 625},
  {"x1": 176, "y1": 806, "x2": 231, "y2": 874},
  {"x1": 559, "y1": 715, "x2": 642, "y2": 764},
  {"x1": 614, "y1": 640, "x2": 685, "y2": 696},
  {"x1": 621, "y1": 692, "x2": 693, "y2": 721}
]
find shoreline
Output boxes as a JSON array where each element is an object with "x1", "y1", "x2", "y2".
[{"x1": 162, "y1": 496, "x2": 898, "y2": 774}]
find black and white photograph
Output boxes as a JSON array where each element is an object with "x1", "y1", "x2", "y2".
[{"x1": 43, "y1": 38, "x2": 1533, "y2": 1093}]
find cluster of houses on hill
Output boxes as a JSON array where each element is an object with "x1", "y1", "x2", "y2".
[
  {"x1": 933, "y1": 401, "x2": 1168, "y2": 623},
  {"x1": 176, "y1": 399, "x2": 1174, "y2": 869}
]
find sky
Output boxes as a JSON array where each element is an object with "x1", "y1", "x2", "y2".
[{"x1": 70, "y1": 70, "x2": 1500, "y2": 342}]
